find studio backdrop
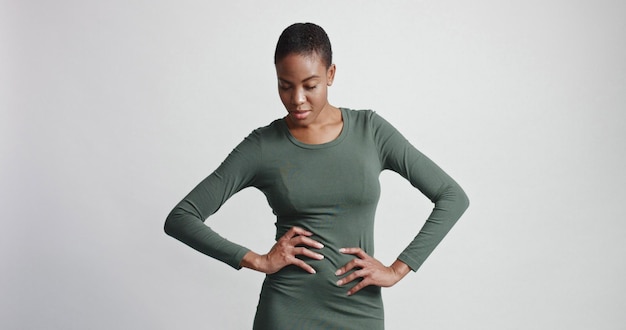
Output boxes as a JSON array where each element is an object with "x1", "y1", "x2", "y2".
[{"x1": 2, "y1": 1, "x2": 625, "y2": 329}]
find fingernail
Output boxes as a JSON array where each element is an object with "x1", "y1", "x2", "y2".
[
  {"x1": 318, "y1": 244, "x2": 324, "y2": 249},
  {"x1": 336, "y1": 280, "x2": 342, "y2": 285},
  {"x1": 339, "y1": 248, "x2": 346, "y2": 253},
  {"x1": 318, "y1": 254, "x2": 324, "y2": 259},
  {"x1": 335, "y1": 269, "x2": 341, "y2": 275}
]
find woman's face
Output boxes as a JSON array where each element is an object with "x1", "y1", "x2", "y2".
[{"x1": 275, "y1": 53, "x2": 335, "y2": 128}]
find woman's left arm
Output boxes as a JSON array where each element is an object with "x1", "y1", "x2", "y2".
[{"x1": 336, "y1": 111, "x2": 469, "y2": 295}]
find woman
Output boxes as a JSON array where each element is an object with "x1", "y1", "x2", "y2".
[{"x1": 165, "y1": 23, "x2": 469, "y2": 329}]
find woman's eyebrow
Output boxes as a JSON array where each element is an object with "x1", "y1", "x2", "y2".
[{"x1": 278, "y1": 75, "x2": 320, "y2": 84}]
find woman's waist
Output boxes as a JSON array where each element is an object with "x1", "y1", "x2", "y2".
[
  {"x1": 264, "y1": 258, "x2": 381, "y2": 301},
  {"x1": 266, "y1": 251, "x2": 363, "y2": 291},
  {"x1": 262, "y1": 256, "x2": 383, "y2": 317},
  {"x1": 274, "y1": 214, "x2": 375, "y2": 241}
]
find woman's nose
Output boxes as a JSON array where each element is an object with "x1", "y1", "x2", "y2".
[{"x1": 292, "y1": 88, "x2": 306, "y2": 105}]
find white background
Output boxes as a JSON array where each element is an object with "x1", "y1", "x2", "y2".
[{"x1": 2, "y1": 0, "x2": 625, "y2": 329}]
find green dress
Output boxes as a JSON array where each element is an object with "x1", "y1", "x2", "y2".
[{"x1": 165, "y1": 108, "x2": 469, "y2": 329}]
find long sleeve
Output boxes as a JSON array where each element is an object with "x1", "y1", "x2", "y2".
[
  {"x1": 371, "y1": 112, "x2": 469, "y2": 271},
  {"x1": 164, "y1": 131, "x2": 262, "y2": 269}
]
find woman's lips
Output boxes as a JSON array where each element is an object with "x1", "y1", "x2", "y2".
[{"x1": 291, "y1": 110, "x2": 311, "y2": 120}]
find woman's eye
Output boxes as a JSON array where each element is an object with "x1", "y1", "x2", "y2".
[{"x1": 305, "y1": 85, "x2": 317, "y2": 90}]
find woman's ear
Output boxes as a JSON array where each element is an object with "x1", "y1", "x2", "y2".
[{"x1": 327, "y1": 64, "x2": 336, "y2": 86}]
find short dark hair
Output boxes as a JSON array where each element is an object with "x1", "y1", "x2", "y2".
[{"x1": 274, "y1": 23, "x2": 333, "y2": 68}]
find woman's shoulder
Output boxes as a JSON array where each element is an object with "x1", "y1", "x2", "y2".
[
  {"x1": 243, "y1": 117, "x2": 285, "y2": 146},
  {"x1": 341, "y1": 107, "x2": 375, "y2": 117},
  {"x1": 341, "y1": 107, "x2": 375, "y2": 123},
  {"x1": 253, "y1": 117, "x2": 283, "y2": 134},
  {"x1": 341, "y1": 108, "x2": 404, "y2": 143},
  {"x1": 341, "y1": 107, "x2": 389, "y2": 127}
]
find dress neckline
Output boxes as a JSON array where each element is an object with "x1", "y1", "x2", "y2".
[{"x1": 280, "y1": 107, "x2": 349, "y2": 149}]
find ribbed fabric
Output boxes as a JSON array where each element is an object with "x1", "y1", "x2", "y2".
[{"x1": 165, "y1": 108, "x2": 469, "y2": 329}]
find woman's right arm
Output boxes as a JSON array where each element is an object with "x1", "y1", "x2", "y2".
[
  {"x1": 165, "y1": 131, "x2": 324, "y2": 272},
  {"x1": 164, "y1": 133, "x2": 261, "y2": 269}
]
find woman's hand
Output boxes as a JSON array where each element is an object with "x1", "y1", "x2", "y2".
[
  {"x1": 240, "y1": 226, "x2": 324, "y2": 274},
  {"x1": 335, "y1": 248, "x2": 411, "y2": 296}
]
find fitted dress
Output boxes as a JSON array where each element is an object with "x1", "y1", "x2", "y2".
[{"x1": 165, "y1": 108, "x2": 469, "y2": 329}]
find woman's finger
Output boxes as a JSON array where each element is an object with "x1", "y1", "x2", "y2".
[
  {"x1": 339, "y1": 247, "x2": 369, "y2": 259},
  {"x1": 346, "y1": 278, "x2": 371, "y2": 296},
  {"x1": 284, "y1": 226, "x2": 313, "y2": 238},
  {"x1": 291, "y1": 235, "x2": 324, "y2": 249},
  {"x1": 293, "y1": 246, "x2": 324, "y2": 260},
  {"x1": 336, "y1": 268, "x2": 368, "y2": 286},
  {"x1": 335, "y1": 247, "x2": 371, "y2": 278},
  {"x1": 291, "y1": 258, "x2": 317, "y2": 274},
  {"x1": 335, "y1": 254, "x2": 367, "y2": 276}
]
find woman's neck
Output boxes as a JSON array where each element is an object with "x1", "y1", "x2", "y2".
[{"x1": 286, "y1": 106, "x2": 343, "y2": 144}]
